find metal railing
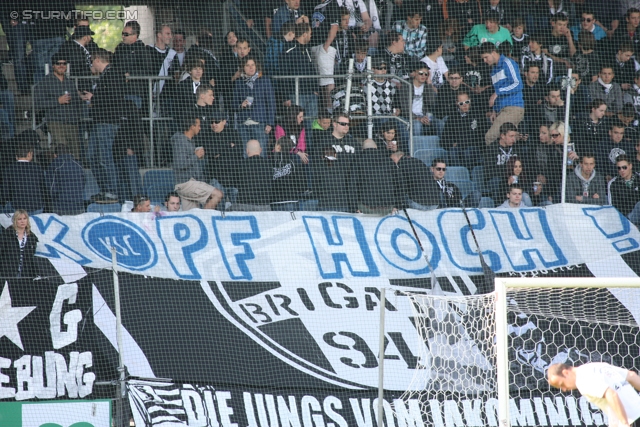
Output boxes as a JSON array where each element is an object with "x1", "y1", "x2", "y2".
[{"x1": 32, "y1": 69, "x2": 417, "y2": 167}]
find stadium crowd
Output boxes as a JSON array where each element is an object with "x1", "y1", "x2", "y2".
[{"x1": 1, "y1": 1, "x2": 640, "y2": 223}]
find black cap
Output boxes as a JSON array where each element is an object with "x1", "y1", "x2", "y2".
[
  {"x1": 73, "y1": 25, "x2": 95, "y2": 38},
  {"x1": 52, "y1": 51, "x2": 68, "y2": 63},
  {"x1": 371, "y1": 56, "x2": 387, "y2": 69}
]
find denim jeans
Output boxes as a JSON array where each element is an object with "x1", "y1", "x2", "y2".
[
  {"x1": 239, "y1": 124, "x2": 270, "y2": 156},
  {"x1": 628, "y1": 201, "x2": 640, "y2": 226},
  {"x1": 0, "y1": 90, "x2": 15, "y2": 138},
  {"x1": 408, "y1": 199, "x2": 438, "y2": 211},
  {"x1": 117, "y1": 155, "x2": 143, "y2": 201},
  {"x1": 32, "y1": 37, "x2": 65, "y2": 85},
  {"x1": 412, "y1": 118, "x2": 439, "y2": 137},
  {"x1": 3, "y1": 22, "x2": 29, "y2": 93},
  {"x1": 88, "y1": 123, "x2": 119, "y2": 194}
]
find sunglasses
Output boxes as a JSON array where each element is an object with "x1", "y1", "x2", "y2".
[
  {"x1": 336, "y1": 122, "x2": 350, "y2": 126},
  {"x1": 581, "y1": 18, "x2": 593, "y2": 22},
  {"x1": 55, "y1": 61, "x2": 67, "y2": 66},
  {"x1": 375, "y1": 66, "x2": 387, "y2": 70},
  {"x1": 122, "y1": 32, "x2": 133, "y2": 37},
  {"x1": 434, "y1": 167, "x2": 447, "y2": 171},
  {"x1": 618, "y1": 165, "x2": 629, "y2": 170},
  {"x1": 458, "y1": 100, "x2": 471, "y2": 106},
  {"x1": 416, "y1": 71, "x2": 429, "y2": 76},
  {"x1": 551, "y1": 133, "x2": 561, "y2": 137}
]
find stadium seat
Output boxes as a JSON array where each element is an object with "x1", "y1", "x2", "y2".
[
  {"x1": 143, "y1": 169, "x2": 175, "y2": 204},
  {"x1": 478, "y1": 197, "x2": 495, "y2": 208},
  {"x1": 83, "y1": 169, "x2": 100, "y2": 201},
  {"x1": 413, "y1": 148, "x2": 447, "y2": 167},
  {"x1": 444, "y1": 166, "x2": 470, "y2": 182},
  {"x1": 453, "y1": 180, "x2": 477, "y2": 198},
  {"x1": 413, "y1": 135, "x2": 440, "y2": 152},
  {"x1": 87, "y1": 203, "x2": 122, "y2": 214},
  {"x1": 472, "y1": 166, "x2": 485, "y2": 192}
]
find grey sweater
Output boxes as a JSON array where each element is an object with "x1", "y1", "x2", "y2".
[
  {"x1": 34, "y1": 73, "x2": 82, "y2": 124},
  {"x1": 172, "y1": 132, "x2": 205, "y2": 185},
  {"x1": 566, "y1": 165, "x2": 607, "y2": 205}
]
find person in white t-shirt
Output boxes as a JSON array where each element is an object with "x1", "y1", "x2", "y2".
[{"x1": 548, "y1": 362, "x2": 640, "y2": 427}]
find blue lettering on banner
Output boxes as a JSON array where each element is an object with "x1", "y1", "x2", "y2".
[
  {"x1": 489, "y1": 209, "x2": 567, "y2": 271},
  {"x1": 156, "y1": 215, "x2": 208, "y2": 279},
  {"x1": 212, "y1": 216, "x2": 260, "y2": 280},
  {"x1": 374, "y1": 216, "x2": 440, "y2": 274},
  {"x1": 32, "y1": 216, "x2": 92, "y2": 265},
  {"x1": 438, "y1": 209, "x2": 502, "y2": 273},
  {"x1": 303, "y1": 216, "x2": 379, "y2": 279},
  {"x1": 583, "y1": 207, "x2": 640, "y2": 253},
  {"x1": 81, "y1": 216, "x2": 158, "y2": 270}
]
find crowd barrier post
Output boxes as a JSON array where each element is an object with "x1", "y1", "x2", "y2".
[
  {"x1": 366, "y1": 57, "x2": 374, "y2": 140},
  {"x1": 111, "y1": 246, "x2": 127, "y2": 426},
  {"x1": 344, "y1": 58, "x2": 355, "y2": 114},
  {"x1": 560, "y1": 68, "x2": 573, "y2": 204},
  {"x1": 376, "y1": 287, "x2": 387, "y2": 427}
]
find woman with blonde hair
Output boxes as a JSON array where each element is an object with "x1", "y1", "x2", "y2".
[{"x1": 0, "y1": 210, "x2": 39, "y2": 278}]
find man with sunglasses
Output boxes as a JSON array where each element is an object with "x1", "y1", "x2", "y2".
[
  {"x1": 426, "y1": 158, "x2": 480, "y2": 209},
  {"x1": 398, "y1": 63, "x2": 436, "y2": 137},
  {"x1": 34, "y1": 51, "x2": 85, "y2": 162},
  {"x1": 570, "y1": 11, "x2": 607, "y2": 42},
  {"x1": 441, "y1": 91, "x2": 487, "y2": 168},
  {"x1": 608, "y1": 155, "x2": 640, "y2": 226},
  {"x1": 112, "y1": 20, "x2": 152, "y2": 109},
  {"x1": 319, "y1": 113, "x2": 359, "y2": 157}
]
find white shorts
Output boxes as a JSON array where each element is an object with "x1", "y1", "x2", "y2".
[{"x1": 311, "y1": 44, "x2": 336, "y2": 87}]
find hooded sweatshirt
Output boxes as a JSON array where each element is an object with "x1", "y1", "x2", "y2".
[{"x1": 566, "y1": 164, "x2": 607, "y2": 205}]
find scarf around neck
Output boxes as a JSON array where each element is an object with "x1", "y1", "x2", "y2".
[
  {"x1": 598, "y1": 78, "x2": 612, "y2": 93},
  {"x1": 244, "y1": 72, "x2": 260, "y2": 89}
]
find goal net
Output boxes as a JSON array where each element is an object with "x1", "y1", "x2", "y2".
[{"x1": 397, "y1": 277, "x2": 640, "y2": 427}]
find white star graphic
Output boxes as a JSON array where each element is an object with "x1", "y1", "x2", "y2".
[{"x1": 0, "y1": 282, "x2": 36, "y2": 350}]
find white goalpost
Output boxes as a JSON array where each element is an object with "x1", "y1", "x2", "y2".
[{"x1": 396, "y1": 277, "x2": 640, "y2": 427}]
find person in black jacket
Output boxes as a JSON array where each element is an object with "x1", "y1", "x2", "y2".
[
  {"x1": 608, "y1": 155, "x2": 640, "y2": 225},
  {"x1": 392, "y1": 151, "x2": 439, "y2": 210},
  {"x1": 230, "y1": 140, "x2": 273, "y2": 211},
  {"x1": 270, "y1": 137, "x2": 307, "y2": 211},
  {"x1": 199, "y1": 112, "x2": 244, "y2": 193},
  {"x1": 113, "y1": 101, "x2": 145, "y2": 202},
  {"x1": 184, "y1": 30, "x2": 221, "y2": 93},
  {"x1": 57, "y1": 25, "x2": 95, "y2": 93},
  {"x1": 86, "y1": 49, "x2": 126, "y2": 202},
  {"x1": 30, "y1": 0, "x2": 74, "y2": 86},
  {"x1": 349, "y1": 140, "x2": 401, "y2": 215},
  {"x1": 279, "y1": 23, "x2": 318, "y2": 116},
  {"x1": 3, "y1": 140, "x2": 47, "y2": 215},
  {"x1": 47, "y1": 144, "x2": 84, "y2": 215},
  {"x1": 112, "y1": 20, "x2": 152, "y2": 108},
  {"x1": 0, "y1": 210, "x2": 40, "y2": 278},
  {"x1": 440, "y1": 91, "x2": 486, "y2": 168},
  {"x1": 313, "y1": 145, "x2": 350, "y2": 212}
]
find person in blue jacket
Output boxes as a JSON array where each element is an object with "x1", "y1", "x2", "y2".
[
  {"x1": 480, "y1": 42, "x2": 525, "y2": 145},
  {"x1": 233, "y1": 56, "x2": 276, "y2": 156}
]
